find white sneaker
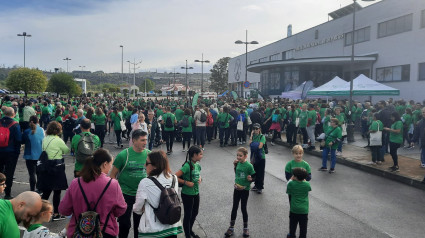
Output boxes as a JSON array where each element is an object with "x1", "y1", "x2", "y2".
[
  {"x1": 270, "y1": 142, "x2": 275, "y2": 146},
  {"x1": 182, "y1": 149, "x2": 186, "y2": 152}
]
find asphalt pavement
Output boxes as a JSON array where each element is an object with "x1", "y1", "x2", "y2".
[{"x1": 7, "y1": 131, "x2": 425, "y2": 238}]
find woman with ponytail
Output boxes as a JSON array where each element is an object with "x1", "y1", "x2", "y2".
[
  {"x1": 59, "y1": 149, "x2": 127, "y2": 238},
  {"x1": 175, "y1": 145, "x2": 203, "y2": 238},
  {"x1": 22, "y1": 115, "x2": 44, "y2": 191}
]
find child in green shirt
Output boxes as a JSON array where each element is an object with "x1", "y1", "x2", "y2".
[
  {"x1": 23, "y1": 200, "x2": 65, "y2": 238},
  {"x1": 285, "y1": 145, "x2": 312, "y2": 182},
  {"x1": 225, "y1": 147, "x2": 255, "y2": 238},
  {"x1": 286, "y1": 167, "x2": 311, "y2": 238}
]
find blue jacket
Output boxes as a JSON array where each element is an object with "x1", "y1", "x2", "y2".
[
  {"x1": 250, "y1": 141, "x2": 263, "y2": 163},
  {"x1": 22, "y1": 125, "x2": 45, "y2": 160},
  {"x1": 209, "y1": 108, "x2": 218, "y2": 120},
  {"x1": 0, "y1": 116, "x2": 22, "y2": 153}
]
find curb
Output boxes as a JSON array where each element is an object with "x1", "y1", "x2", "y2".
[{"x1": 267, "y1": 138, "x2": 425, "y2": 191}]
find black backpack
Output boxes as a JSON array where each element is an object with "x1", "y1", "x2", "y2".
[
  {"x1": 200, "y1": 112, "x2": 207, "y2": 123},
  {"x1": 180, "y1": 116, "x2": 190, "y2": 128},
  {"x1": 165, "y1": 113, "x2": 173, "y2": 128},
  {"x1": 148, "y1": 176, "x2": 182, "y2": 225},
  {"x1": 76, "y1": 133, "x2": 96, "y2": 163},
  {"x1": 261, "y1": 135, "x2": 269, "y2": 154},
  {"x1": 73, "y1": 178, "x2": 112, "y2": 238}
]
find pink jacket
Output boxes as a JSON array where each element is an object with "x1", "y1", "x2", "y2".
[{"x1": 59, "y1": 173, "x2": 127, "y2": 237}]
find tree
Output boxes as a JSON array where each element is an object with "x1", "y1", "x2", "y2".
[
  {"x1": 209, "y1": 57, "x2": 230, "y2": 94},
  {"x1": 139, "y1": 79, "x2": 155, "y2": 93},
  {"x1": 6, "y1": 68, "x2": 47, "y2": 97},
  {"x1": 46, "y1": 72, "x2": 81, "y2": 97}
]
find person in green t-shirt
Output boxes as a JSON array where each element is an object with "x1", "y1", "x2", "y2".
[
  {"x1": 110, "y1": 107, "x2": 124, "y2": 148},
  {"x1": 384, "y1": 112, "x2": 403, "y2": 172},
  {"x1": 161, "y1": 106, "x2": 177, "y2": 154},
  {"x1": 368, "y1": 113, "x2": 384, "y2": 164},
  {"x1": 217, "y1": 106, "x2": 234, "y2": 147},
  {"x1": 297, "y1": 104, "x2": 309, "y2": 147},
  {"x1": 181, "y1": 109, "x2": 194, "y2": 152},
  {"x1": 285, "y1": 145, "x2": 311, "y2": 181},
  {"x1": 175, "y1": 146, "x2": 203, "y2": 238},
  {"x1": 224, "y1": 147, "x2": 255, "y2": 238},
  {"x1": 319, "y1": 118, "x2": 342, "y2": 173},
  {"x1": 0, "y1": 191, "x2": 42, "y2": 238},
  {"x1": 92, "y1": 107, "x2": 107, "y2": 147},
  {"x1": 250, "y1": 123, "x2": 266, "y2": 194},
  {"x1": 110, "y1": 129, "x2": 150, "y2": 238},
  {"x1": 286, "y1": 167, "x2": 311, "y2": 238}
]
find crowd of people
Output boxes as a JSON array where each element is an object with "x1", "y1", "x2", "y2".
[{"x1": 0, "y1": 93, "x2": 425, "y2": 238}]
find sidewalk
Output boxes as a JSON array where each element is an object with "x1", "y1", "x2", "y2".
[{"x1": 268, "y1": 131, "x2": 425, "y2": 190}]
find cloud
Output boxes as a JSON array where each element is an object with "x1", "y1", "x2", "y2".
[{"x1": 241, "y1": 5, "x2": 264, "y2": 12}]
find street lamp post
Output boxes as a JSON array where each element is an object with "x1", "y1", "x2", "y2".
[
  {"x1": 63, "y1": 57, "x2": 71, "y2": 72},
  {"x1": 126, "y1": 60, "x2": 131, "y2": 87},
  {"x1": 128, "y1": 59, "x2": 142, "y2": 97},
  {"x1": 120, "y1": 45, "x2": 124, "y2": 83},
  {"x1": 235, "y1": 30, "x2": 258, "y2": 98},
  {"x1": 181, "y1": 60, "x2": 193, "y2": 100},
  {"x1": 194, "y1": 54, "x2": 210, "y2": 94},
  {"x1": 79, "y1": 66, "x2": 86, "y2": 78},
  {"x1": 17, "y1": 32, "x2": 31, "y2": 68},
  {"x1": 348, "y1": 0, "x2": 375, "y2": 142}
]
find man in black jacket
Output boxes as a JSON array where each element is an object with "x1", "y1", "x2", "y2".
[
  {"x1": 377, "y1": 101, "x2": 395, "y2": 160},
  {"x1": 411, "y1": 107, "x2": 425, "y2": 183},
  {"x1": 146, "y1": 110, "x2": 161, "y2": 150},
  {"x1": 229, "y1": 104, "x2": 239, "y2": 146}
]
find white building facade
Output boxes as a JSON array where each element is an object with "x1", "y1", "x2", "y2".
[{"x1": 228, "y1": 0, "x2": 425, "y2": 102}]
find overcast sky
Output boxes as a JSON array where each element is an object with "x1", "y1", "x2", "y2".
[{"x1": 0, "y1": 0, "x2": 381, "y2": 74}]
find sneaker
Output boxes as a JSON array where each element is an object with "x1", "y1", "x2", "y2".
[
  {"x1": 120, "y1": 144, "x2": 124, "y2": 148},
  {"x1": 420, "y1": 164, "x2": 425, "y2": 168},
  {"x1": 318, "y1": 167, "x2": 328, "y2": 171},
  {"x1": 391, "y1": 166, "x2": 400, "y2": 172},
  {"x1": 251, "y1": 186, "x2": 258, "y2": 191},
  {"x1": 166, "y1": 151, "x2": 171, "y2": 155},
  {"x1": 336, "y1": 151, "x2": 342, "y2": 156},
  {"x1": 256, "y1": 189, "x2": 262, "y2": 194},
  {"x1": 182, "y1": 149, "x2": 186, "y2": 152},
  {"x1": 52, "y1": 214, "x2": 66, "y2": 221},
  {"x1": 243, "y1": 228, "x2": 250, "y2": 237},
  {"x1": 329, "y1": 168, "x2": 335, "y2": 173},
  {"x1": 377, "y1": 161, "x2": 383, "y2": 165},
  {"x1": 366, "y1": 161, "x2": 377, "y2": 165},
  {"x1": 270, "y1": 142, "x2": 275, "y2": 146},
  {"x1": 224, "y1": 227, "x2": 234, "y2": 237}
]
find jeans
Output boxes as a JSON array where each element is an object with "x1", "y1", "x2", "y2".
[
  {"x1": 370, "y1": 146, "x2": 382, "y2": 163},
  {"x1": 299, "y1": 127, "x2": 308, "y2": 144},
  {"x1": 182, "y1": 132, "x2": 192, "y2": 149},
  {"x1": 322, "y1": 147, "x2": 336, "y2": 169},
  {"x1": 118, "y1": 194, "x2": 141, "y2": 238},
  {"x1": 380, "y1": 131, "x2": 390, "y2": 160},
  {"x1": 229, "y1": 125, "x2": 237, "y2": 145},
  {"x1": 230, "y1": 189, "x2": 249, "y2": 223},
  {"x1": 0, "y1": 152, "x2": 19, "y2": 197},
  {"x1": 195, "y1": 126, "x2": 206, "y2": 148},
  {"x1": 238, "y1": 130, "x2": 246, "y2": 142},
  {"x1": 286, "y1": 124, "x2": 296, "y2": 144},
  {"x1": 95, "y1": 125, "x2": 106, "y2": 147},
  {"x1": 163, "y1": 131, "x2": 175, "y2": 151},
  {"x1": 219, "y1": 127, "x2": 230, "y2": 145},
  {"x1": 181, "y1": 193, "x2": 200, "y2": 238},
  {"x1": 253, "y1": 159, "x2": 265, "y2": 190},
  {"x1": 306, "y1": 125, "x2": 316, "y2": 146},
  {"x1": 206, "y1": 126, "x2": 214, "y2": 142},
  {"x1": 25, "y1": 160, "x2": 38, "y2": 191},
  {"x1": 389, "y1": 142, "x2": 400, "y2": 167},
  {"x1": 42, "y1": 190, "x2": 61, "y2": 213},
  {"x1": 288, "y1": 212, "x2": 308, "y2": 238}
]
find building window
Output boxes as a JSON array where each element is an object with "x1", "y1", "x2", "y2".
[
  {"x1": 378, "y1": 14, "x2": 413, "y2": 38},
  {"x1": 315, "y1": 30, "x2": 319, "y2": 39},
  {"x1": 259, "y1": 57, "x2": 268, "y2": 63},
  {"x1": 345, "y1": 26, "x2": 371, "y2": 46},
  {"x1": 270, "y1": 72, "x2": 280, "y2": 90},
  {"x1": 422, "y1": 10, "x2": 425, "y2": 28},
  {"x1": 376, "y1": 65, "x2": 410, "y2": 82},
  {"x1": 419, "y1": 63, "x2": 425, "y2": 81},
  {"x1": 282, "y1": 49, "x2": 294, "y2": 60},
  {"x1": 250, "y1": 60, "x2": 258, "y2": 64},
  {"x1": 269, "y1": 53, "x2": 280, "y2": 61}
]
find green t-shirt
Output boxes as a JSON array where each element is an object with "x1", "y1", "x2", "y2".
[
  {"x1": 389, "y1": 121, "x2": 403, "y2": 144},
  {"x1": 71, "y1": 132, "x2": 101, "y2": 172},
  {"x1": 298, "y1": 111, "x2": 308, "y2": 128},
  {"x1": 217, "y1": 113, "x2": 233, "y2": 128},
  {"x1": 180, "y1": 161, "x2": 201, "y2": 195},
  {"x1": 323, "y1": 115, "x2": 331, "y2": 132},
  {"x1": 92, "y1": 114, "x2": 106, "y2": 126},
  {"x1": 162, "y1": 113, "x2": 176, "y2": 131},
  {"x1": 181, "y1": 116, "x2": 194, "y2": 132},
  {"x1": 56, "y1": 115, "x2": 63, "y2": 123},
  {"x1": 285, "y1": 160, "x2": 311, "y2": 175},
  {"x1": 335, "y1": 114, "x2": 345, "y2": 126},
  {"x1": 175, "y1": 109, "x2": 184, "y2": 121},
  {"x1": 324, "y1": 126, "x2": 342, "y2": 150},
  {"x1": 307, "y1": 110, "x2": 317, "y2": 127},
  {"x1": 113, "y1": 147, "x2": 151, "y2": 196},
  {"x1": 0, "y1": 200, "x2": 20, "y2": 238},
  {"x1": 286, "y1": 180, "x2": 311, "y2": 214},
  {"x1": 110, "y1": 112, "x2": 123, "y2": 130},
  {"x1": 252, "y1": 134, "x2": 266, "y2": 159},
  {"x1": 369, "y1": 120, "x2": 383, "y2": 132},
  {"x1": 402, "y1": 113, "x2": 412, "y2": 128},
  {"x1": 234, "y1": 161, "x2": 255, "y2": 191},
  {"x1": 27, "y1": 224, "x2": 43, "y2": 232},
  {"x1": 156, "y1": 109, "x2": 164, "y2": 118}
]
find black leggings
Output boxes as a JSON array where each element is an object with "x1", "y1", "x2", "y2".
[
  {"x1": 299, "y1": 127, "x2": 308, "y2": 144},
  {"x1": 389, "y1": 142, "x2": 400, "y2": 166},
  {"x1": 95, "y1": 125, "x2": 106, "y2": 147},
  {"x1": 288, "y1": 212, "x2": 308, "y2": 238},
  {"x1": 115, "y1": 129, "x2": 122, "y2": 146},
  {"x1": 230, "y1": 189, "x2": 249, "y2": 223},
  {"x1": 182, "y1": 132, "x2": 192, "y2": 149},
  {"x1": 163, "y1": 131, "x2": 175, "y2": 151},
  {"x1": 181, "y1": 193, "x2": 200, "y2": 238},
  {"x1": 25, "y1": 160, "x2": 37, "y2": 191},
  {"x1": 42, "y1": 190, "x2": 61, "y2": 213}
]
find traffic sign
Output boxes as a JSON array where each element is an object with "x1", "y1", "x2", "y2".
[{"x1": 243, "y1": 81, "x2": 250, "y2": 88}]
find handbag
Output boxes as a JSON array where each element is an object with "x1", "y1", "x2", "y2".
[
  {"x1": 237, "y1": 117, "x2": 244, "y2": 131},
  {"x1": 119, "y1": 114, "x2": 127, "y2": 131},
  {"x1": 295, "y1": 118, "x2": 300, "y2": 127},
  {"x1": 247, "y1": 116, "x2": 252, "y2": 126},
  {"x1": 341, "y1": 123, "x2": 347, "y2": 136},
  {"x1": 369, "y1": 122, "x2": 382, "y2": 146}
]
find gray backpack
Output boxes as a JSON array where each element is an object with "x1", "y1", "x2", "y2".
[{"x1": 76, "y1": 133, "x2": 95, "y2": 163}]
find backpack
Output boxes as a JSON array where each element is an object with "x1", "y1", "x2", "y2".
[
  {"x1": 73, "y1": 178, "x2": 112, "y2": 238},
  {"x1": 200, "y1": 111, "x2": 207, "y2": 123},
  {"x1": 165, "y1": 113, "x2": 173, "y2": 128},
  {"x1": 206, "y1": 114, "x2": 214, "y2": 126},
  {"x1": 272, "y1": 114, "x2": 278, "y2": 123},
  {"x1": 148, "y1": 176, "x2": 182, "y2": 225},
  {"x1": 180, "y1": 116, "x2": 190, "y2": 128},
  {"x1": 261, "y1": 135, "x2": 269, "y2": 154},
  {"x1": 0, "y1": 121, "x2": 17, "y2": 147},
  {"x1": 36, "y1": 138, "x2": 56, "y2": 174},
  {"x1": 76, "y1": 133, "x2": 96, "y2": 163}
]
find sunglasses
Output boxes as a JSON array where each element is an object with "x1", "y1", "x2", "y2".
[{"x1": 145, "y1": 162, "x2": 152, "y2": 166}]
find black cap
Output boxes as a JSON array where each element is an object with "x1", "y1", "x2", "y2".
[{"x1": 252, "y1": 123, "x2": 261, "y2": 129}]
